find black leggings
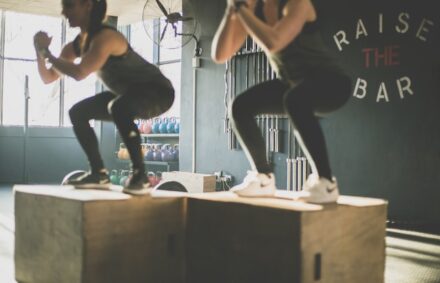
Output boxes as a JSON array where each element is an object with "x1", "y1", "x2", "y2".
[
  {"x1": 229, "y1": 72, "x2": 351, "y2": 179},
  {"x1": 69, "y1": 84, "x2": 174, "y2": 173}
]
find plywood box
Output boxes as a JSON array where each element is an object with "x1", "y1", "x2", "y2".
[
  {"x1": 161, "y1": 171, "x2": 216, "y2": 193},
  {"x1": 15, "y1": 186, "x2": 387, "y2": 283},
  {"x1": 14, "y1": 185, "x2": 186, "y2": 283},
  {"x1": 186, "y1": 192, "x2": 387, "y2": 283}
]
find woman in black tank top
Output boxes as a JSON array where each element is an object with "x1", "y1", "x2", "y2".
[
  {"x1": 33, "y1": 0, "x2": 174, "y2": 195},
  {"x1": 212, "y1": 0, "x2": 351, "y2": 203}
]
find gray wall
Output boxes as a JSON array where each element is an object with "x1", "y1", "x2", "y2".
[
  {"x1": 0, "y1": 123, "x2": 119, "y2": 184},
  {"x1": 180, "y1": 0, "x2": 440, "y2": 226}
]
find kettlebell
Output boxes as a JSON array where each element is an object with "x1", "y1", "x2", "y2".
[
  {"x1": 147, "y1": 171, "x2": 157, "y2": 186},
  {"x1": 117, "y1": 143, "x2": 129, "y2": 160},
  {"x1": 152, "y1": 118, "x2": 161, "y2": 134},
  {"x1": 110, "y1": 169, "x2": 119, "y2": 185},
  {"x1": 172, "y1": 144, "x2": 179, "y2": 161},
  {"x1": 153, "y1": 144, "x2": 162, "y2": 161},
  {"x1": 155, "y1": 171, "x2": 163, "y2": 185},
  {"x1": 167, "y1": 117, "x2": 176, "y2": 133},
  {"x1": 141, "y1": 143, "x2": 147, "y2": 157},
  {"x1": 159, "y1": 117, "x2": 168, "y2": 134},
  {"x1": 138, "y1": 120, "x2": 145, "y2": 134},
  {"x1": 145, "y1": 144, "x2": 154, "y2": 161},
  {"x1": 119, "y1": 170, "x2": 129, "y2": 186},
  {"x1": 174, "y1": 118, "x2": 180, "y2": 134},
  {"x1": 161, "y1": 144, "x2": 173, "y2": 162},
  {"x1": 142, "y1": 119, "x2": 153, "y2": 134}
]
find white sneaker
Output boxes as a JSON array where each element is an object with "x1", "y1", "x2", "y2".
[
  {"x1": 300, "y1": 174, "x2": 339, "y2": 203},
  {"x1": 231, "y1": 171, "x2": 277, "y2": 197}
]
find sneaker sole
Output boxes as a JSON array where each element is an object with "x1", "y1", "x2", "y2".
[
  {"x1": 306, "y1": 198, "x2": 338, "y2": 204},
  {"x1": 299, "y1": 194, "x2": 339, "y2": 204},
  {"x1": 235, "y1": 193, "x2": 276, "y2": 198},
  {"x1": 233, "y1": 189, "x2": 276, "y2": 198},
  {"x1": 122, "y1": 187, "x2": 151, "y2": 196},
  {"x1": 72, "y1": 183, "x2": 111, "y2": 190}
]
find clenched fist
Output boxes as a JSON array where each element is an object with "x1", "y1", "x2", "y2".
[{"x1": 33, "y1": 31, "x2": 52, "y2": 51}]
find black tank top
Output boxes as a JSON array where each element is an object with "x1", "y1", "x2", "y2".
[
  {"x1": 255, "y1": 0, "x2": 344, "y2": 84},
  {"x1": 73, "y1": 25, "x2": 172, "y2": 95}
]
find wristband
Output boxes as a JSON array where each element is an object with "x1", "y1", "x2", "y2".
[{"x1": 38, "y1": 48, "x2": 51, "y2": 59}]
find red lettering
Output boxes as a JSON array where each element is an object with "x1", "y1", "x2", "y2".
[
  {"x1": 362, "y1": 48, "x2": 374, "y2": 68},
  {"x1": 389, "y1": 45, "x2": 400, "y2": 66},
  {"x1": 362, "y1": 45, "x2": 401, "y2": 68}
]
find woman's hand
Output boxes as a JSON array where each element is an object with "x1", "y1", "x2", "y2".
[{"x1": 33, "y1": 31, "x2": 52, "y2": 51}]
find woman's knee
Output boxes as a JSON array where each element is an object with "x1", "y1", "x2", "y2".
[
  {"x1": 69, "y1": 103, "x2": 87, "y2": 124},
  {"x1": 108, "y1": 98, "x2": 125, "y2": 116},
  {"x1": 229, "y1": 95, "x2": 255, "y2": 122}
]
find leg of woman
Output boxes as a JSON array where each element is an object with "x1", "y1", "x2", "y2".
[
  {"x1": 109, "y1": 84, "x2": 174, "y2": 193},
  {"x1": 68, "y1": 91, "x2": 116, "y2": 186},
  {"x1": 229, "y1": 79, "x2": 288, "y2": 195},
  {"x1": 284, "y1": 72, "x2": 351, "y2": 179},
  {"x1": 108, "y1": 96, "x2": 145, "y2": 176},
  {"x1": 284, "y1": 72, "x2": 351, "y2": 202},
  {"x1": 284, "y1": 83, "x2": 332, "y2": 180}
]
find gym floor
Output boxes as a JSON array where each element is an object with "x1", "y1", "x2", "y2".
[{"x1": 1, "y1": 185, "x2": 439, "y2": 283}]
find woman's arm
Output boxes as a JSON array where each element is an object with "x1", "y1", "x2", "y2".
[
  {"x1": 235, "y1": 0, "x2": 315, "y2": 53},
  {"x1": 34, "y1": 32, "x2": 77, "y2": 84},
  {"x1": 211, "y1": 3, "x2": 253, "y2": 63},
  {"x1": 45, "y1": 29, "x2": 122, "y2": 81}
]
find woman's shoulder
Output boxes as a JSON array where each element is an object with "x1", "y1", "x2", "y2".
[
  {"x1": 93, "y1": 26, "x2": 126, "y2": 42},
  {"x1": 96, "y1": 25, "x2": 120, "y2": 36}
]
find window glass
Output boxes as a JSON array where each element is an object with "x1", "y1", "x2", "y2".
[
  {"x1": 3, "y1": 60, "x2": 60, "y2": 126},
  {"x1": 4, "y1": 12, "x2": 62, "y2": 59},
  {"x1": 159, "y1": 62, "x2": 181, "y2": 118},
  {"x1": 2, "y1": 12, "x2": 62, "y2": 126},
  {"x1": 130, "y1": 21, "x2": 154, "y2": 62}
]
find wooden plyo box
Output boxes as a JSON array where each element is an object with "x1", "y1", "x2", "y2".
[
  {"x1": 161, "y1": 171, "x2": 216, "y2": 193},
  {"x1": 186, "y1": 192, "x2": 387, "y2": 283},
  {"x1": 14, "y1": 186, "x2": 387, "y2": 283},
  {"x1": 14, "y1": 185, "x2": 186, "y2": 283}
]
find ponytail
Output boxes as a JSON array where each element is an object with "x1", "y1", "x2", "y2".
[{"x1": 84, "y1": 0, "x2": 107, "y2": 52}]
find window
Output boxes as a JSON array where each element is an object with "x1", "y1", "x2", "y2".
[
  {"x1": 0, "y1": 11, "x2": 99, "y2": 127},
  {"x1": 2, "y1": 11, "x2": 62, "y2": 126},
  {"x1": 4, "y1": 12, "x2": 62, "y2": 59},
  {"x1": 129, "y1": 21, "x2": 154, "y2": 63},
  {"x1": 159, "y1": 62, "x2": 181, "y2": 118},
  {"x1": 160, "y1": 47, "x2": 181, "y2": 63}
]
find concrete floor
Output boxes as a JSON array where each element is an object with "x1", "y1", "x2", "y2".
[{"x1": 1, "y1": 185, "x2": 440, "y2": 283}]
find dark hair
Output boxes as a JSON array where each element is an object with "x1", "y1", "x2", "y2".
[{"x1": 84, "y1": 0, "x2": 107, "y2": 51}]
